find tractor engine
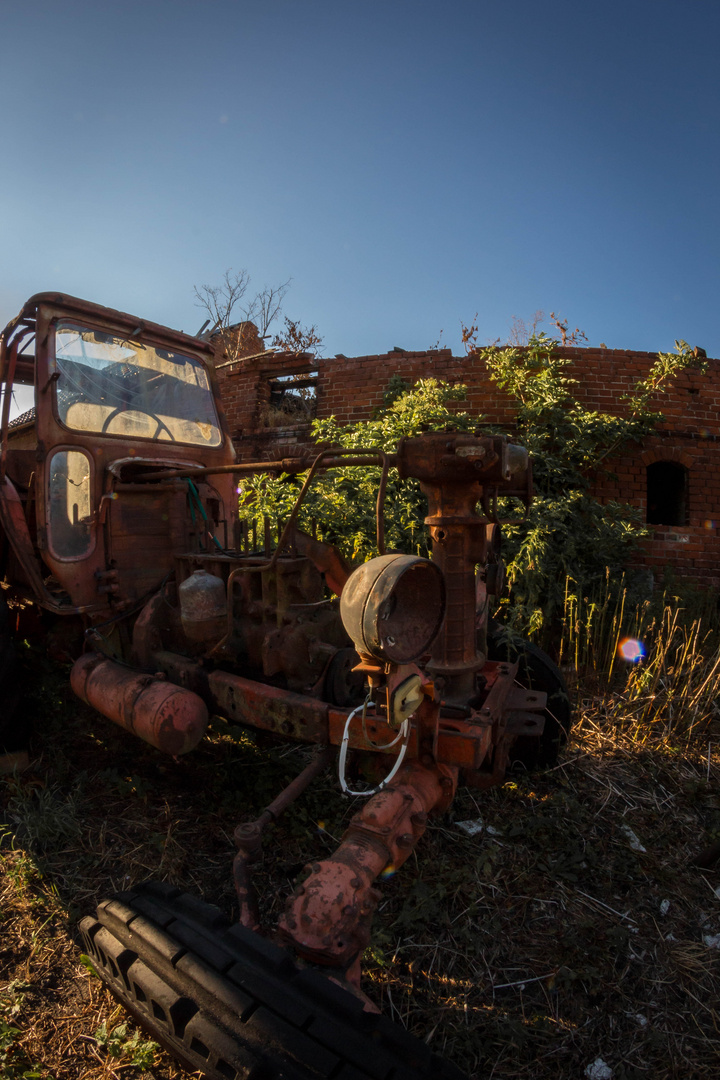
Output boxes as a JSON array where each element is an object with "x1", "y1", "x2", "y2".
[{"x1": 171, "y1": 546, "x2": 359, "y2": 701}]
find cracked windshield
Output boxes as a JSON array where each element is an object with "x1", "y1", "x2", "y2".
[{"x1": 53, "y1": 321, "x2": 222, "y2": 446}]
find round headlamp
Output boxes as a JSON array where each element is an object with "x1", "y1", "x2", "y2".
[{"x1": 340, "y1": 554, "x2": 445, "y2": 664}]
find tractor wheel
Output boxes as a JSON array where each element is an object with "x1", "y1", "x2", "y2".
[
  {"x1": 486, "y1": 626, "x2": 572, "y2": 770},
  {"x1": 79, "y1": 881, "x2": 467, "y2": 1080}
]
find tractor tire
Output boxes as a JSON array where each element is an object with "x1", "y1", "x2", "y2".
[
  {"x1": 79, "y1": 881, "x2": 467, "y2": 1080},
  {"x1": 486, "y1": 626, "x2": 572, "y2": 770}
]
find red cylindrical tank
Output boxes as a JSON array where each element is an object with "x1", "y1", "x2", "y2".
[{"x1": 70, "y1": 653, "x2": 208, "y2": 756}]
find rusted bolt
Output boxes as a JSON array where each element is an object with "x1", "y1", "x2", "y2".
[
  {"x1": 285, "y1": 916, "x2": 297, "y2": 929},
  {"x1": 397, "y1": 833, "x2": 414, "y2": 849},
  {"x1": 441, "y1": 776, "x2": 453, "y2": 788},
  {"x1": 411, "y1": 811, "x2": 428, "y2": 826},
  {"x1": 350, "y1": 877, "x2": 362, "y2": 888},
  {"x1": 312, "y1": 862, "x2": 322, "y2": 873}
]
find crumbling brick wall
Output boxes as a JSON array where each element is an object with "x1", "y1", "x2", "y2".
[{"x1": 216, "y1": 339, "x2": 720, "y2": 587}]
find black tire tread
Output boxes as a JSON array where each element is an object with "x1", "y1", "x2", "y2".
[{"x1": 80, "y1": 881, "x2": 467, "y2": 1080}]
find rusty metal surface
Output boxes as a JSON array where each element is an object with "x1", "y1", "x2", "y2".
[
  {"x1": 4, "y1": 292, "x2": 219, "y2": 359},
  {"x1": 392, "y1": 433, "x2": 530, "y2": 705},
  {"x1": 1, "y1": 292, "x2": 239, "y2": 618},
  {"x1": 278, "y1": 760, "x2": 457, "y2": 967},
  {"x1": 0, "y1": 338, "x2": 19, "y2": 484},
  {"x1": 71, "y1": 652, "x2": 208, "y2": 755},
  {"x1": 207, "y1": 669, "x2": 332, "y2": 743},
  {"x1": 0, "y1": 475, "x2": 93, "y2": 614},
  {"x1": 288, "y1": 528, "x2": 352, "y2": 597},
  {"x1": 339, "y1": 554, "x2": 445, "y2": 664}
]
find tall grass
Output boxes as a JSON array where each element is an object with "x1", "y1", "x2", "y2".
[{"x1": 557, "y1": 572, "x2": 720, "y2": 741}]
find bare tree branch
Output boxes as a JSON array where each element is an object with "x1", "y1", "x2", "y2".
[
  {"x1": 246, "y1": 280, "x2": 291, "y2": 338},
  {"x1": 193, "y1": 269, "x2": 252, "y2": 332},
  {"x1": 194, "y1": 270, "x2": 298, "y2": 365}
]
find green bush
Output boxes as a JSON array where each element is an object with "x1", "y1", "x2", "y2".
[
  {"x1": 478, "y1": 332, "x2": 701, "y2": 631},
  {"x1": 240, "y1": 378, "x2": 472, "y2": 561},
  {"x1": 240, "y1": 337, "x2": 701, "y2": 636}
]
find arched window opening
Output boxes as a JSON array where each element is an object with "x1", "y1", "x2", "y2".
[{"x1": 646, "y1": 461, "x2": 688, "y2": 526}]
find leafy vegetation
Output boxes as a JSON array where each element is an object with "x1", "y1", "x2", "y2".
[
  {"x1": 94, "y1": 1020, "x2": 158, "y2": 1069},
  {"x1": 242, "y1": 331, "x2": 702, "y2": 640},
  {"x1": 472, "y1": 331, "x2": 703, "y2": 632},
  {"x1": 240, "y1": 377, "x2": 472, "y2": 560},
  {"x1": 0, "y1": 990, "x2": 42, "y2": 1080}
]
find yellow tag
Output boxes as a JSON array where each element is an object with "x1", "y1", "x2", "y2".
[{"x1": 390, "y1": 675, "x2": 424, "y2": 725}]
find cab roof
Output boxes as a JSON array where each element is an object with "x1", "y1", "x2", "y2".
[{"x1": 2, "y1": 292, "x2": 213, "y2": 358}]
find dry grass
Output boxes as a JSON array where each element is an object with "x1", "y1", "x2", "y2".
[{"x1": 1, "y1": 635, "x2": 720, "y2": 1080}]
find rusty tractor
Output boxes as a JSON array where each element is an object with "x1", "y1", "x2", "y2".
[{"x1": 0, "y1": 293, "x2": 570, "y2": 1080}]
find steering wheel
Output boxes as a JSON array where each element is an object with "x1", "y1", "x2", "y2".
[{"x1": 100, "y1": 406, "x2": 176, "y2": 441}]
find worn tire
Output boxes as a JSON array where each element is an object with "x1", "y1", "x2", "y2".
[
  {"x1": 79, "y1": 881, "x2": 467, "y2": 1080},
  {"x1": 486, "y1": 627, "x2": 572, "y2": 769}
]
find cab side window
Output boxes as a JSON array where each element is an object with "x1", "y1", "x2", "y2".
[{"x1": 48, "y1": 449, "x2": 94, "y2": 559}]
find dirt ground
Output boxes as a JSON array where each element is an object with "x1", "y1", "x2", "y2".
[{"x1": 1, "y1": 656, "x2": 719, "y2": 1080}]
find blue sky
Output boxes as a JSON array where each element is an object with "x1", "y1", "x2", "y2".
[{"x1": 2, "y1": 0, "x2": 719, "y2": 412}]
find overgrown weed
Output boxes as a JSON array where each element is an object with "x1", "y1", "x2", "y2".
[{"x1": 1, "y1": 626, "x2": 720, "y2": 1078}]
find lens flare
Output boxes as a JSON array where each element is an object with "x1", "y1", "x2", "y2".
[
  {"x1": 704, "y1": 519, "x2": 715, "y2": 531},
  {"x1": 700, "y1": 427, "x2": 710, "y2": 439},
  {"x1": 618, "y1": 637, "x2": 645, "y2": 663},
  {"x1": 380, "y1": 863, "x2": 397, "y2": 879}
]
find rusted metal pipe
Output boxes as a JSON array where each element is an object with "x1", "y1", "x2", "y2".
[
  {"x1": 0, "y1": 340, "x2": 18, "y2": 485},
  {"x1": 0, "y1": 325, "x2": 34, "y2": 484},
  {"x1": 278, "y1": 759, "x2": 457, "y2": 968},
  {"x1": 70, "y1": 652, "x2": 208, "y2": 755},
  {"x1": 138, "y1": 451, "x2": 391, "y2": 483},
  {"x1": 233, "y1": 746, "x2": 336, "y2": 930}
]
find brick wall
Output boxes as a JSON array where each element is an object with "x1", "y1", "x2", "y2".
[{"x1": 216, "y1": 340, "x2": 720, "y2": 587}]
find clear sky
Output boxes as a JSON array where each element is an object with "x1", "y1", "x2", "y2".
[{"x1": 2, "y1": 0, "x2": 719, "y2": 416}]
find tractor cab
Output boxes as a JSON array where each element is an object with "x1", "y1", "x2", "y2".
[{"x1": 0, "y1": 292, "x2": 236, "y2": 617}]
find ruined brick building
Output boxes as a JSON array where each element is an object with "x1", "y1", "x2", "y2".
[{"x1": 211, "y1": 330, "x2": 719, "y2": 588}]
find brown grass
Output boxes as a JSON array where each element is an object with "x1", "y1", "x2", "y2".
[{"x1": 1, "y1": 643, "x2": 720, "y2": 1079}]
